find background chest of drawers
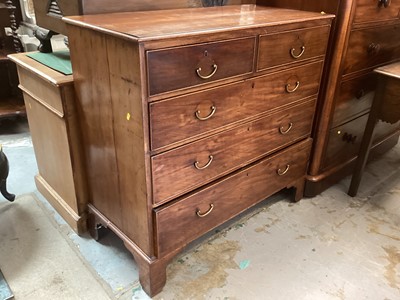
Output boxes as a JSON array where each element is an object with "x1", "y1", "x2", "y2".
[
  {"x1": 258, "y1": 0, "x2": 400, "y2": 195},
  {"x1": 64, "y1": 5, "x2": 333, "y2": 296}
]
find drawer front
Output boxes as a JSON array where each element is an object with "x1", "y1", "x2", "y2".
[
  {"x1": 343, "y1": 24, "x2": 400, "y2": 75},
  {"x1": 17, "y1": 66, "x2": 65, "y2": 116},
  {"x1": 150, "y1": 61, "x2": 323, "y2": 150},
  {"x1": 147, "y1": 37, "x2": 255, "y2": 96},
  {"x1": 155, "y1": 138, "x2": 312, "y2": 257},
  {"x1": 257, "y1": 26, "x2": 330, "y2": 71},
  {"x1": 323, "y1": 113, "x2": 400, "y2": 169},
  {"x1": 354, "y1": 0, "x2": 400, "y2": 24},
  {"x1": 332, "y1": 73, "x2": 377, "y2": 127},
  {"x1": 151, "y1": 99, "x2": 315, "y2": 204}
]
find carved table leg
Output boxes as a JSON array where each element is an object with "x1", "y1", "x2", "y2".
[{"x1": 0, "y1": 146, "x2": 15, "y2": 202}]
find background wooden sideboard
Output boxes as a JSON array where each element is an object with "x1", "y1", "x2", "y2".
[{"x1": 258, "y1": 0, "x2": 400, "y2": 195}]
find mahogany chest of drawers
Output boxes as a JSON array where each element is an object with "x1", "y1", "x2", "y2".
[
  {"x1": 259, "y1": 0, "x2": 400, "y2": 195},
  {"x1": 64, "y1": 5, "x2": 333, "y2": 296}
]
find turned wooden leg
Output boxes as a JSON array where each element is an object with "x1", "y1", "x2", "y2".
[{"x1": 292, "y1": 178, "x2": 305, "y2": 202}]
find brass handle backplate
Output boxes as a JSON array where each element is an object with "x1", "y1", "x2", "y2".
[
  {"x1": 367, "y1": 43, "x2": 381, "y2": 55},
  {"x1": 196, "y1": 204, "x2": 214, "y2": 218},
  {"x1": 378, "y1": 0, "x2": 390, "y2": 8},
  {"x1": 277, "y1": 165, "x2": 290, "y2": 176},
  {"x1": 290, "y1": 46, "x2": 305, "y2": 59},
  {"x1": 196, "y1": 64, "x2": 218, "y2": 79},
  {"x1": 195, "y1": 105, "x2": 216, "y2": 121},
  {"x1": 286, "y1": 81, "x2": 300, "y2": 93},
  {"x1": 279, "y1": 123, "x2": 293, "y2": 135},
  {"x1": 194, "y1": 155, "x2": 214, "y2": 170}
]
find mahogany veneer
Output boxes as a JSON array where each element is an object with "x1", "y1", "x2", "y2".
[{"x1": 64, "y1": 5, "x2": 333, "y2": 296}]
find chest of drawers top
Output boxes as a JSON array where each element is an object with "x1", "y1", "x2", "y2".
[{"x1": 63, "y1": 5, "x2": 333, "y2": 42}]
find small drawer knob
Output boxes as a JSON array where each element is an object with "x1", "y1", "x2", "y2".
[
  {"x1": 277, "y1": 165, "x2": 290, "y2": 176},
  {"x1": 279, "y1": 123, "x2": 293, "y2": 135}
]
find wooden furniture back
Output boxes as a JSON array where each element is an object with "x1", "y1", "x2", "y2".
[{"x1": 32, "y1": 0, "x2": 256, "y2": 34}]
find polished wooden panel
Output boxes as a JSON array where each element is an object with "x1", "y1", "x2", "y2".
[
  {"x1": 150, "y1": 60, "x2": 323, "y2": 150},
  {"x1": 9, "y1": 53, "x2": 88, "y2": 234},
  {"x1": 68, "y1": 26, "x2": 154, "y2": 254},
  {"x1": 343, "y1": 24, "x2": 400, "y2": 75},
  {"x1": 332, "y1": 72, "x2": 377, "y2": 127},
  {"x1": 152, "y1": 99, "x2": 315, "y2": 204},
  {"x1": 155, "y1": 138, "x2": 312, "y2": 257},
  {"x1": 147, "y1": 37, "x2": 255, "y2": 95},
  {"x1": 353, "y1": 0, "x2": 400, "y2": 24},
  {"x1": 257, "y1": 25, "x2": 330, "y2": 71}
]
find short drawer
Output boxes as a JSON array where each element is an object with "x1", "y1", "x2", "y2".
[
  {"x1": 150, "y1": 60, "x2": 324, "y2": 150},
  {"x1": 151, "y1": 99, "x2": 315, "y2": 205},
  {"x1": 17, "y1": 66, "x2": 65, "y2": 116},
  {"x1": 354, "y1": 0, "x2": 400, "y2": 24},
  {"x1": 332, "y1": 73, "x2": 377, "y2": 127},
  {"x1": 323, "y1": 113, "x2": 400, "y2": 170},
  {"x1": 147, "y1": 37, "x2": 255, "y2": 96},
  {"x1": 257, "y1": 25, "x2": 330, "y2": 71},
  {"x1": 343, "y1": 24, "x2": 400, "y2": 75},
  {"x1": 155, "y1": 138, "x2": 312, "y2": 257}
]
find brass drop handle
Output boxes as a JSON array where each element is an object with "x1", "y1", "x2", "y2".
[
  {"x1": 195, "y1": 105, "x2": 216, "y2": 121},
  {"x1": 367, "y1": 43, "x2": 381, "y2": 55},
  {"x1": 290, "y1": 46, "x2": 305, "y2": 59},
  {"x1": 196, "y1": 204, "x2": 214, "y2": 218},
  {"x1": 277, "y1": 165, "x2": 290, "y2": 176},
  {"x1": 194, "y1": 155, "x2": 214, "y2": 170},
  {"x1": 196, "y1": 64, "x2": 218, "y2": 79},
  {"x1": 279, "y1": 123, "x2": 293, "y2": 135},
  {"x1": 356, "y1": 89, "x2": 366, "y2": 99},
  {"x1": 378, "y1": 0, "x2": 390, "y2": 8},
  {"x1": 285, "y1": 81, "x2": 300, "y2": 93}
]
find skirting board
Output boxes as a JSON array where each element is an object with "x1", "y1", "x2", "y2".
[{"x1": 35, "y1": 174, "x2": 87, "y2": 234}]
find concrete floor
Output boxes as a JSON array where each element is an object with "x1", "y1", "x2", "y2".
[{"x1": 0, "y1": 117, "x2": 400, "y2": 300}]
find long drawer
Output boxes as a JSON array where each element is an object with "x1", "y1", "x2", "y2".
[
  {"x1": 150, "y1": 61, "x2": 323, "y2": 150},
  {"x1": 146, "y1": 37, "x2": 255, "y2": 96},
  {"x1": 151, "y1": 99, "x2": 315, "y2": 205},
  {"x1": 154, "y1": 138, "x2": 312, "y2": 257},
  {"x1": 257, "y1": 25, "x2": 330, "y2": 71},
  {"x1": 343, "y1": 24, "x2": 400, "y2": 75},
  {"x1": 323, "y1": 113, "x2": 400, "y2": 170},
  {"x1": 353, "y1": 0, "x2": 400, "y2": 25},
  {"x1": 332, "y1": 72, "x2": 377, "y2": 127}
]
